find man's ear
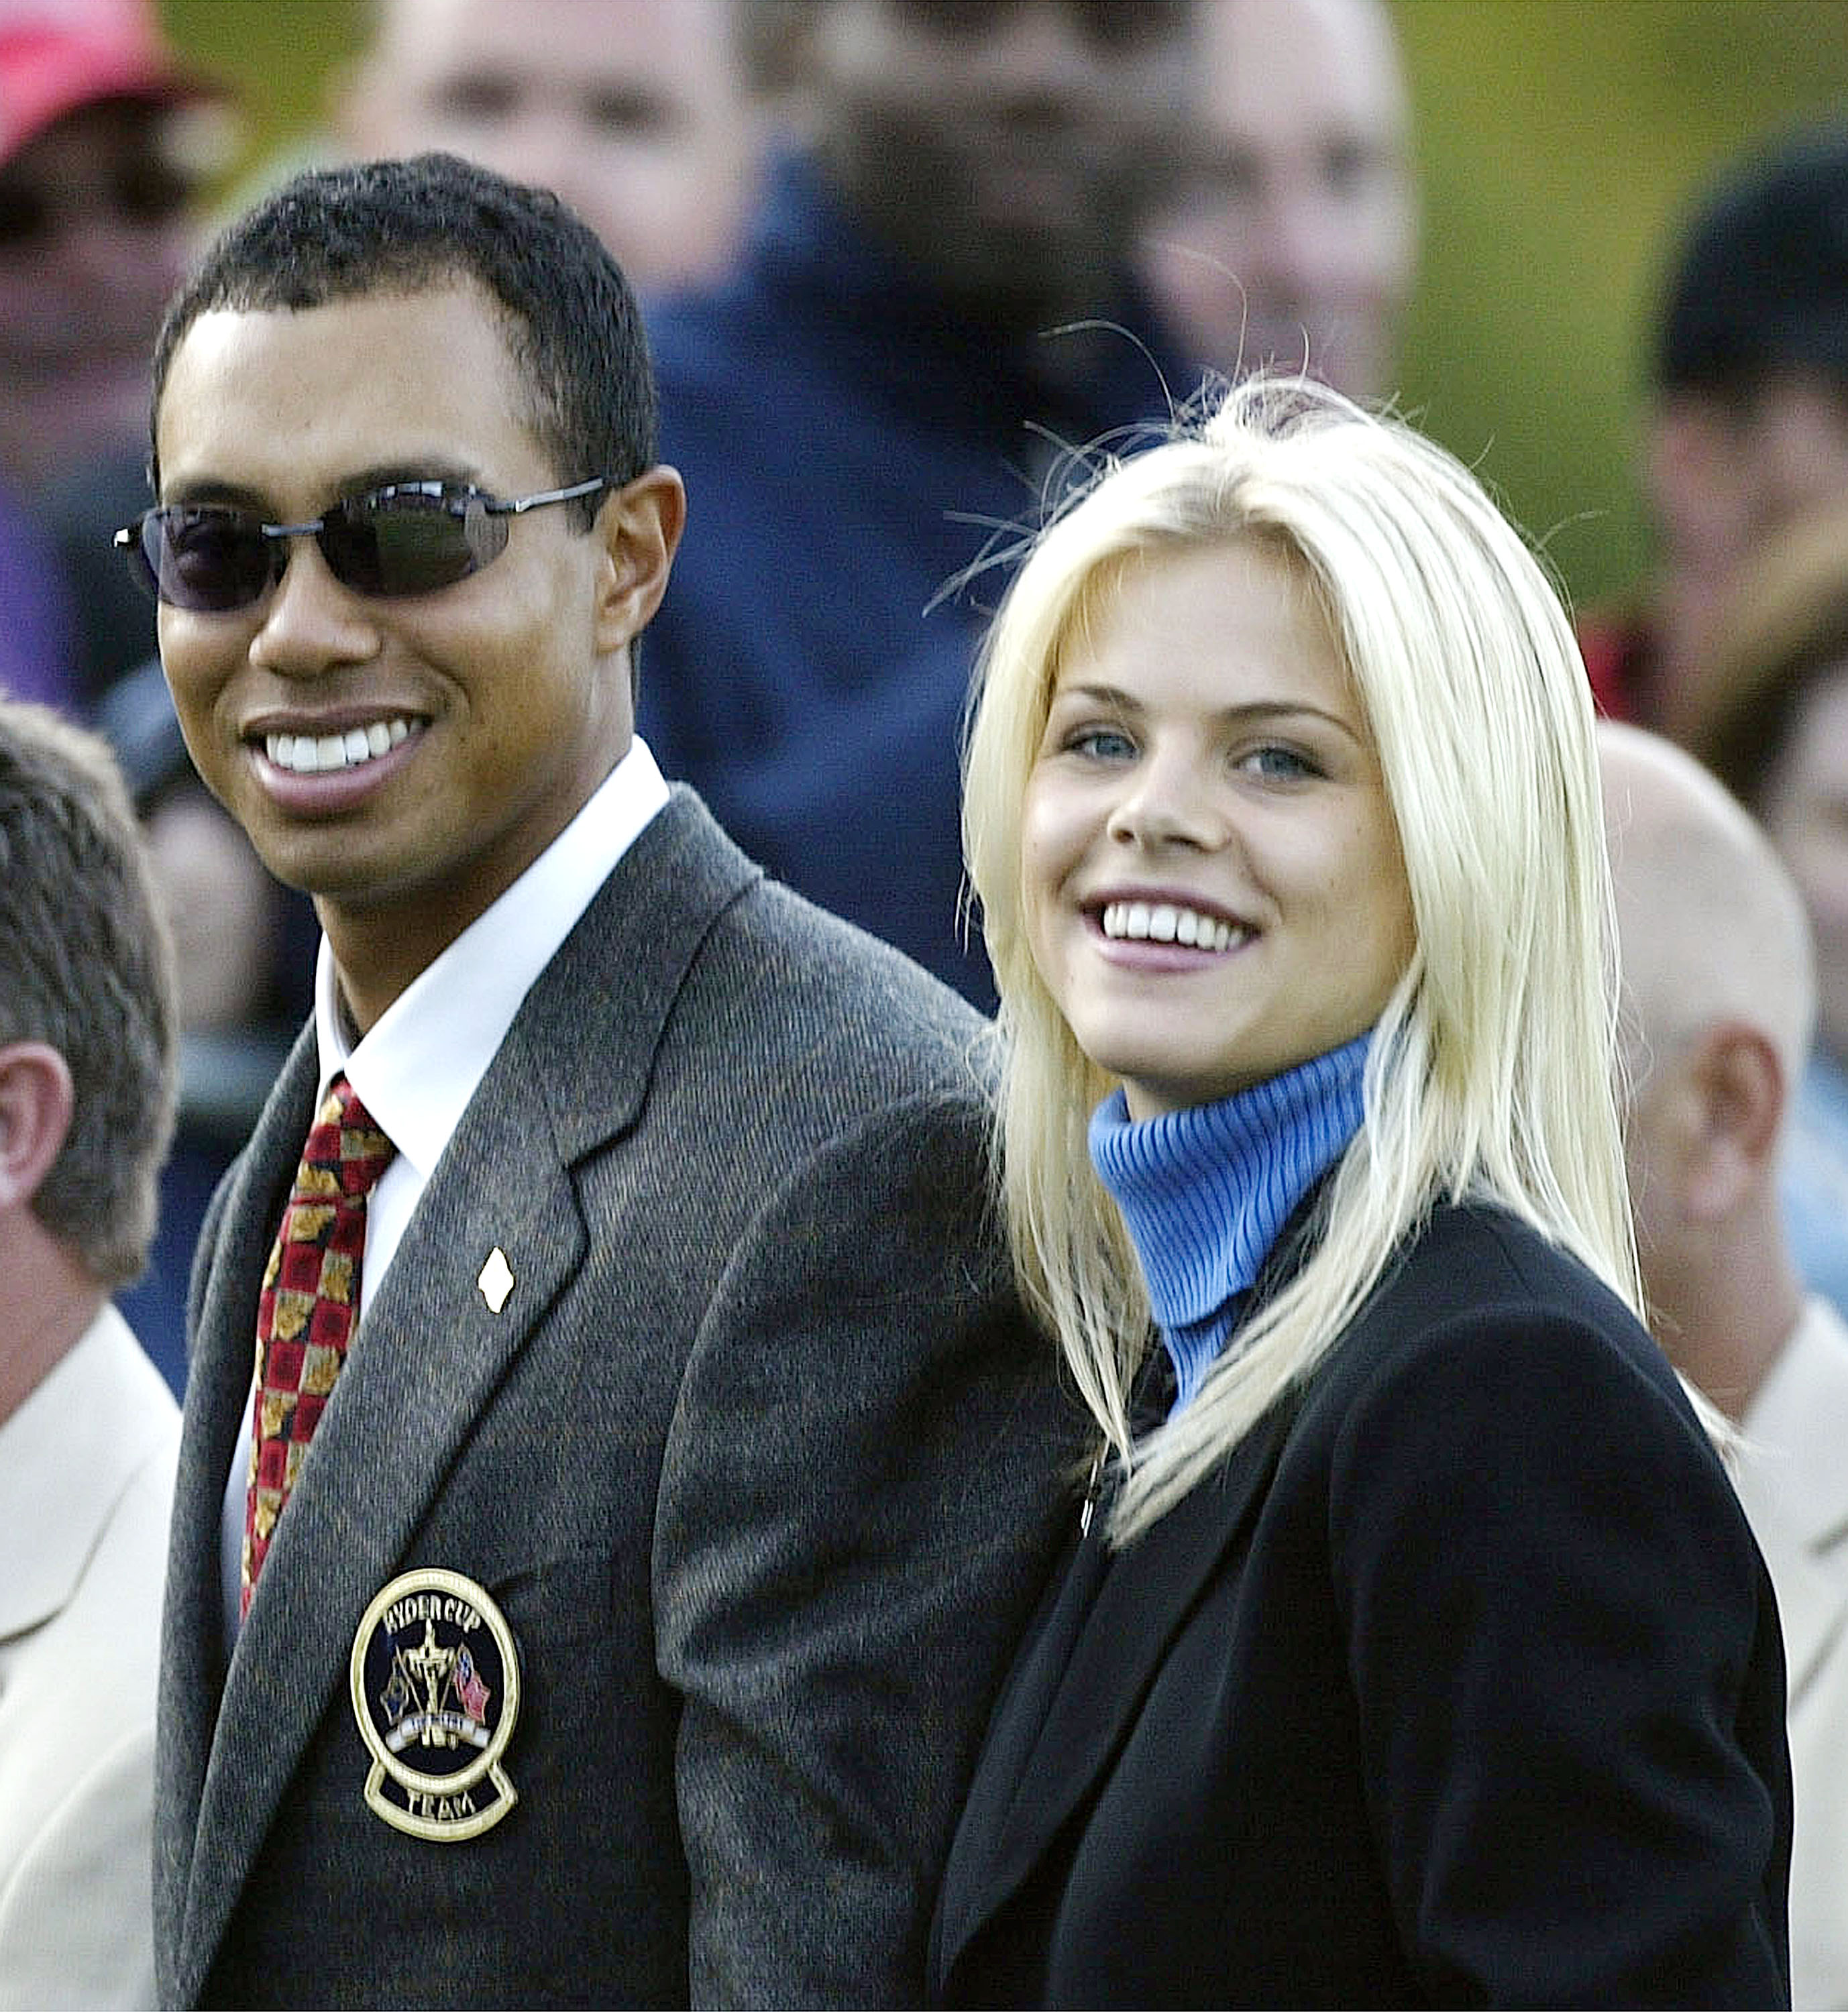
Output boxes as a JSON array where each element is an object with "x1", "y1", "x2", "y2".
[
  {"x1": 594, "y1": 465, "x2": 688, "y2": 655},
  {"x1": 0, "y1": 1042, "x2": 75, "y2": 1214},
  {"x1": 1680, "y1": 1020, "x2": 1786, "y2": 1222}
]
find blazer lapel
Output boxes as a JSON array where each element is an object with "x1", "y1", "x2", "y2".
[
  {"x1": 936, "y1": 1399, "x2": 1295, "y2": 1979},
  {"x1": 171, "y1": 789, "x2": 761, "y2": 1998},
  {"x1": 178, "y1": 1080, "x2": 589, "y2": 1982},
  {"x1": 159, "y1": 1033, "x2": 317, "y2": 2009}
]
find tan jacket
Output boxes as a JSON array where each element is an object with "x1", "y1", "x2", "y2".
[
  {"x1": 1737, "y1": 1295, "x2": 1848, "y2": 2012},
  {"x1": 0, "y1": 1305, "x2": 178, "y2": 2012}
]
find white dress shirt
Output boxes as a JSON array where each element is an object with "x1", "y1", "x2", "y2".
[{"x1": 220, "y1": 741, "x2": 669, "y2": 1636}]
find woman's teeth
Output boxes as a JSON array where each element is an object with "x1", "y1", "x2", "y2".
[{"x1": 1101, "y1": 900, "x2": 1244, "y2": 952}]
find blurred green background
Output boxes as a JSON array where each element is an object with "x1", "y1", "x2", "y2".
[{"x1": 160, "y1": 0, "x2": 1848, "y2": 619}]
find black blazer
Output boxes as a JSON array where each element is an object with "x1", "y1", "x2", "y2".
[{"x1": 931, "y1": 1200, "x2": 1792, "y2": 2009}]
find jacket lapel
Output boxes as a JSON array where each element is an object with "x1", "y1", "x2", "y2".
[
  {"x1": 158, "y1": 1033, "x2": 315, "y2": 2009},
  {"x1": 937, "y1": 1194, "x2": 1331, "y2": 1982},
  {"x1": 169, "y1": 790, "x2": 759, "y2": 2001},
  {"x1": 935, "y1": 1399, "x2": 1295, "y2": 1979},
  {"x1": 176, "y1": 1079, "x2": 588, "y2": 1983}
]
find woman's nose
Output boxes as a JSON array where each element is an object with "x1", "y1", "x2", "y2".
[{"x1": 1105, "y1": 752, "x2": 1224, "y2": 850}]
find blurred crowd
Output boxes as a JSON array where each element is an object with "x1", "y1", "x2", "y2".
[{"x1": 3, "y1": 1, "x2": 1848, "y2": 2003}]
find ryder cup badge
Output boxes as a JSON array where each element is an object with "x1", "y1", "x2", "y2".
[{"x1": 349, "y1": 1567, "x2": 519, "y2": 1841}]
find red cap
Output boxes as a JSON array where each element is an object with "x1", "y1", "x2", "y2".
[{"x1": 0, "y1": 0, "x2": 222, "y2": 167}]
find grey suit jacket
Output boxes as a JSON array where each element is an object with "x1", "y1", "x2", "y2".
[{"x1": 156, "y1": 789, "x2": 1077, "y2": 2010}]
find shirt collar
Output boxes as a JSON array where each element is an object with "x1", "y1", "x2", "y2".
[{"x1": 313, "y1": 737, "x2": 669, "y2": 1176}]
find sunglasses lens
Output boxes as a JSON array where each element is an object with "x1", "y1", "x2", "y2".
[
  {"x1": 0, "y1": 163, "x2": 191, "y2": 252},
  {"x1": 332, "y1": 491, "x2": 500, "y2": 596},
  {"x1": 140, "y1": 508, "x2": 275, "y2": 612},
  {"x1": 123, "y1": 485, "x2": 543, "y2": 609},
  {"x1": 114, "y1": 159, "x2": 194, "y2": 230},
  {"x1": 0, "y1": 182, "x2": 47, "y2": 249}
]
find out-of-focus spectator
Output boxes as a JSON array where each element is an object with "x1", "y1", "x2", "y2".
[
  {"x1": 1600, "y1": 717, "x2": 1848, "y2": 2012},
  {"x1": 1, "y1": 0, "x2": 228, "y2": 697},
  {"x1": 1140, "y1": 0, "x2": 1417, "y2": 402},
  {"x1": 1582, "y1": 117, "x2": 1848, "y2": 736},
  {"x1": 0, "y1": 0, "x2": 213, "y2": 719},
  {"x1": 0, "y1": 0, "x2": 225, "y2": 500},
  {"x1": 334, "y1": 0, "x2": 763, "y2": 294},
  {"x1": 0, "y1": 696, "x2": 179, "y2": 2012},
  {"x1": 0, "y1": 1, "x2": 313, "y2": 1389},
  {"x1": 1674, "y1": 500, "x2": 1848, "y2": 1327},
  {"x1": 639, "y1": 0, "x2": 1200, "y2": 1006},
  {"x1": 0, "y1": 473, "x2": 75, "y2": 712}
]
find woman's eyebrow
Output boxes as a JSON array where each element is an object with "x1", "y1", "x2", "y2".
[{"x1": 1049, "y1": 682, "x2": 1364, "y2": 744}]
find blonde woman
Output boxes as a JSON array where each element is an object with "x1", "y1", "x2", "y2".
[{"x1": 928, "y1": 378, "x2": 1791, "y2": 2007}]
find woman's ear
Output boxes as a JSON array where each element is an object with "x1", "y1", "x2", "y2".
[
  {"x1": 594, "y1": 465, "x2": 688, "y2": 655},
  {"x1": 0, "y1": 1042, "x2": 75, "y2": 1215}
]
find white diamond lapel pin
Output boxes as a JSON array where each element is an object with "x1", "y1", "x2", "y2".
[{"x1": 477, "y1": 1247, "x2": 514, "y2": 1314}]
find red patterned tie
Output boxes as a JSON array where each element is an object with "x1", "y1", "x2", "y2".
[{"x1": 241, "y1": 1074, "x2": 396, "y2": 1615}]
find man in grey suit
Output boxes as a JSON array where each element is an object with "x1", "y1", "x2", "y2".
[{"x1": 123, "y1": 152, "x2": 1075, "y2": 2009}]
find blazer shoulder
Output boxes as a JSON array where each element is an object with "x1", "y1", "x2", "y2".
[
  {"x1": 536, "y1": 786, "x2": 989, "y2": 1119},
  {"x1": 1338, "y1": 1200, "x2": 1655, "y2": 1370},
  {"x1": 694, "y1": 860, "x2": 997, "y2": 1098},
  {"x1": 1291, "y1": 1200, "x2": 1702, "y2": 1471}
]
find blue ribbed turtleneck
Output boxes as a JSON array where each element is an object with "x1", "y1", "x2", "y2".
[{"x1": 1089, "y1": 1034, "x2": 1370, "y2": 1414}]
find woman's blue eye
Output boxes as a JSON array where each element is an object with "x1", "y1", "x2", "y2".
[
  {"x1": 1070, "y1": 726, "x2": 1136, "y2": 761},
  {"x1": 1244, "y1": 744, "x2": 1317, "y2": 780}
]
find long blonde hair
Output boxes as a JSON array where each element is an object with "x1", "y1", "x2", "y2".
[{"x1": 963, "y1": 376, "x2": 1642, "y2": 1540}]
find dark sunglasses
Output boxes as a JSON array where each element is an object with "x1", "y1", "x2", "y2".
[
  {"x1": 0, "y1": 160, "x2": 193, "y2": 250},
  {"x1": 113, "y1": 476, "x2": 612, "y2": 613}
]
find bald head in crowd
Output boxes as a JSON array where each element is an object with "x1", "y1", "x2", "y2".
[
  {"x1": 1142, "y1": 0, "x2": 1417, "y2": 400},
  {"x1": 337, "y1": 0, "x2": 760, "y2": 291},
  {"x1": 1601, "y1": 716, "x2": 1848, "y2": 2012},
  {"x1": 1600, "y1": 719, "x2": 1813, "y2": 1416}
]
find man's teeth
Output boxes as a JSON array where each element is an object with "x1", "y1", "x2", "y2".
[
  {"x1": 1101, "y1": 900, "x2": 1243, "y2": 952},
  {"x1": 266, "y1": 718, "x2": 413, "y2": 775}
]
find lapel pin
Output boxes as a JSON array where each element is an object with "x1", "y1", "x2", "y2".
[{"x1": 477, "y1": 1247, "x2": 514, "y2": 1314}]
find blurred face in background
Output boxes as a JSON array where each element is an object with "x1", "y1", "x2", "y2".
[
  {"x1": 800, "y1": 0, "x2": 1197, "y2": 329},
  {"x1": 0, "y1": 99, "x2": 197, "y2": 492},
  {"x1": 1142, "y1": 0, "x2": 1416, "y2": 401},
  {"x1": 1645, "y1": 372, "x2": 1848, "y2": 731},
  {"x1": 340, "y1": 0, "x2": 759, "y2": 292},
  {"x1": 1759, "y1": 660, "x2": 1848, "y2": 1068}
]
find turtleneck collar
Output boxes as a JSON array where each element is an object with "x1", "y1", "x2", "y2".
[{"x1": 1089, "y1": 1033, "x2": 1371, "y2": 1411}]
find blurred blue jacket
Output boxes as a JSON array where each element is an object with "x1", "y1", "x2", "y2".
[{"x1": 639, "y1": 147, "x2": 1191, "y2": 1009}]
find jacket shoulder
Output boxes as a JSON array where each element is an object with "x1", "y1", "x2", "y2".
[
  {"x1": 696, "y1": 862, "x2": 996, "y2": 1097},
  {"x1": 1285, "y1": 1201, "x2": 1710, "y2": 1484},
  {"x1": 1325, "y1": 1200, "x2": 1660, "y2": 1385}
]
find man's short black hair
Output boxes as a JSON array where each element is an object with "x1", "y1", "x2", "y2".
[
  {"x1": 1657, "y1": 117, "x2": 1848, "y2": 400},
  {"x1": 150, "y1": 151, "x2": 657, "y2": 525}
]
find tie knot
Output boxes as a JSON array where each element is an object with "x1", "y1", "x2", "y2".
[{"x1": 304, "y1": 1072, "x2": 396, "y2": 1197}]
